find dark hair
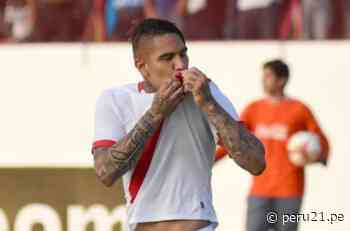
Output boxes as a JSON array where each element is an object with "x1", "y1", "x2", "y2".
[
  {"x1": 263, "y1": 59, "x2": 290, "y2": 79},
  {"x1": 130, "y1": 18, "x2": 185, "y2": 57}
]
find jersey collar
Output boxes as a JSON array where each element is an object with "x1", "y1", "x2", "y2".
[{"x1": 138, "y1": 81, "x2": 145, "y2": 92}]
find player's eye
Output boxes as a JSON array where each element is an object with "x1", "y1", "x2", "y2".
[
  {"x1": 160, "y1": 54, "x2": 173, "y2": 61},
  {"x1": 165, "y1": 55, "x2": 173, "y2": 61}
]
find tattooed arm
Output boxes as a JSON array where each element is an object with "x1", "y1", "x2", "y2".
[
  {"x1": 202, "y1": 100, "x2": 265, "y2": 175},
  {"x1": 181, "y1": 68, "x2": 265, "y2": 175},
  {"x1": 93, "y1": 110, "x2": 163, "y2": 187},
  {"x1": 93, "y1": 78, "x2": 185, "y2": 187}
]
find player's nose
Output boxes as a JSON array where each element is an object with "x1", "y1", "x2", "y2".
[{"x1": 173, "y1": 56, "x2": 187, "y2": 71}]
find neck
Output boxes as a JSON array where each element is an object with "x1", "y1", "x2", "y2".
[
  {"x1": 265, "y1": 92, "x2": 286, "y2": 101},
  {"x1": 143, "y1": 81, "x2": 156, "y2": 93}
]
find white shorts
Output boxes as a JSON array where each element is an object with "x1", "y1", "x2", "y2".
[{"x1": 197, "y1": 224, "x2": 216, "y2": 231}]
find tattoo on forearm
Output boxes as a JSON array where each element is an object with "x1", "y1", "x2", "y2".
[
  {"x1": 96, "y1": 110, "x2": 162, "y2": 183},
  {"x1": 203, "y1": 100, "x2": 265, "y2": 175},
  {"x1": 229, "y1": 125, "x2": 265, "y2": 173}
]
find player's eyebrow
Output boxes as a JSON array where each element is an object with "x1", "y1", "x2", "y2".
[{"x1": 158, "y1": 47, "x2": 188, "y2": 60}]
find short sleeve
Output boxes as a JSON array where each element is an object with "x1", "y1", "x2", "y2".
[
  {"x1": 209, "y1": 82, "x2": 239, "y2": 120},
  {"x1": 92, "y1": 90, "x2": 127, "y2": 152},
  {"x1": 208, "y1": 82, "x2": 239, "y2": 143}
]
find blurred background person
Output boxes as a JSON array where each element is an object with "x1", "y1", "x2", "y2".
[
  {"x1": 86, "y1": 0, "x2": 144, "y2": 41},
  {"x1": 327, "y1": 0, "x2": 346, "y2": 39},
  {"x1": 223, "y1": 0, "x2": 238, "y2": 39},
  {"x1": 185, "y1": 0, "x2": 227, "y2": 40},
  {"x1": 302, "y1": 0, "x2": 333, "y2": 39},
  {"x1": 1, "y1": 0, "x2": 349, "y2": 42},
  {"x1": 0, "y1": 1, "x2": 7, "y2": 41},
  {"x1": 32, "y1": 0, "x2": 89, "y2": 42},
  {"x1": 235, "y1": 0, "x2": 283, "y2": 40},
  {"x1": 83, "y1": 0, "x2": 105, "y2": 42},
  {"x1": 241, "y1": 59, "x2": 330, "y2": 231},
  {"x1": 279, "y1": 0, "x2": 303, "y2": 40},
  {"x1": 3, "y1": 0, "x2": 35, "y2": 42},
  {"x1": 215, "y1": 59, "x2": 332, "y2": 229},
  {"x1": 144, "y1": 0, "x2": 187, "y2": 32},
  {"x1": 346, "y1": 0, "x2": 350, "y2": 38}
]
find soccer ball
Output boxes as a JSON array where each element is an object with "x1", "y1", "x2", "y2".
[{"x1": 287, "y1": 131, "x2": 321, "y2": 167}]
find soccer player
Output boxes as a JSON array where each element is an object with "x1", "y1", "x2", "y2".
[
  {"x1": 240, "y1": 59, "x2": 330, "y2": 231},
  {"x1": 91, "y1": 18, "x2": 265, "y2": 231}
]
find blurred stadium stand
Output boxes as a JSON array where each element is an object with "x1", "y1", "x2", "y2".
[{"x1": 0, "y1": 0, "x2": 349, "y2": 42}]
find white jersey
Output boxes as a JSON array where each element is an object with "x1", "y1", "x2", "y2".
[{"x1": 92, "y1": 81, "x2": 239, "y2": 230}]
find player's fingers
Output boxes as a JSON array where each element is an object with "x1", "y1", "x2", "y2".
[
  {"x1": 168, "y1": 85, "x2": 185, "y2": 102},
  {"x1": 165, "y1": 89, "x2": 185, "y2": 113},
  {"x1": 184, "y1": 82, "x2": 194, "y2": 93},
  {"x1": 182, "y1": 71, "x2": 197, "y2": 82},
  {"x1": 182, "y1": 75, "x2": 198, "y2": 92},
  {"x1": 191, "y1": 67, "x2": 207, "y2": 79},
  {"x1": 162, "y1": 79, "x2": 182, "y2": 97},
  {"x1": 160, "y1": 78, "x2": 178, "y2": 91},
  {"x1": 183, "y1": 67, "x2": 202, "y2": 78},
  {"x1": 182, "y1": 70, "x2": 207, "y2": 90},
  {"x1": 171, "y1": 93, "x2": 186, "y2": 108},
  {"x1": 193, "y1": 78, "x2": 207, "y2": 92},
  {"x1": 158, "y1": 79, "x2": 172, "y2": 96},
  {"x1": 185, "y1": 69, "x2": 208, "y2": 91},
  {"x1": 163, "y1": 78, "x2": 173, "y2": 87},
  {"x1": 186, "y1": 68, "x2": 208, "y2": 87}
]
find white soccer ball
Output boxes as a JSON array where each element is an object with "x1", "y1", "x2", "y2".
[{"x1": 287, "y1": 131, "x2": 321, "y2": 167}]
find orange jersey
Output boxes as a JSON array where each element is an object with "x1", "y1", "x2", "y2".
[{"x1": 240, "y1": 98, "x2": 329, "y2": 197}]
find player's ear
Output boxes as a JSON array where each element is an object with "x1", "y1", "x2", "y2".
[
  {"x1": 277, "y1": 77, "x2": 286, "y2": 89},
  {"x1": 281, "y1": 78, "x2": 288, "y2": 88},
  {"x1": 135, "y1": 58, "x2": 149, "y2": 77}
]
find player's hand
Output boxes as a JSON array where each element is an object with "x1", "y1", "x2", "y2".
[
  {"x1": 181, "y1": 67, "x2": 214, "y2": 108},
  {"x1": 149, "y1": 77, "x2": 185, "y2": 118},
  {"x1": 307, "y1": 152, "x2": 326, "y2": 166}
]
